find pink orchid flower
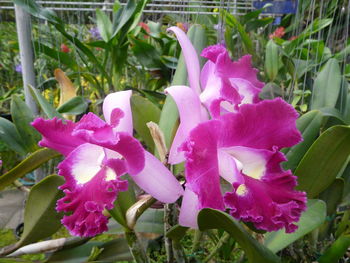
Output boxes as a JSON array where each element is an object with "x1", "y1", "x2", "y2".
[
  {"x1": 166, "y1": 27, "x2": 306, "y2": 232},
  {"x1": 32, "y1": 90, "x2": 183, "y2": 237},
  {"x1": 166, "y1": 26, "x2": 264, "y2": 165}
]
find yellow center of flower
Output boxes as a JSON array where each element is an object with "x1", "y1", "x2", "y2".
[{"x1": 236, "y1": 184, "x2": 248, "y2": 196}]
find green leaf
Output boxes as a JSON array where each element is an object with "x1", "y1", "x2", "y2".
[
  {"x1": 11, "y1": 95, "x2": 41, "y2": 152},
  {"x1": 0, "y1": 117, "x2": 27, "y2": 155},
  {"x1": 19, "y1": 175, "x2": 64, "y2": 246},
  {"x1": 166, "y1": 225, "x2": 189, "y2": 242},
  {"x1": 0, "y1": 148, "x2": 60, "y2": 191},
  {"x1": 95, "y1": 238, "x2": 133, "y2": 261},
  {"x1": 96, "y1": 9, "x2": 113, "y2": 42},
  {"x1": 131, "y1": 38, "x2": 162, "y2": 69},
  {"x1": 112, "y1": 0, "x2": 137, "y2": 38},
  {"x1": 56, "y1": 96, "x2": 88, "y2": 115},
  {"x1": 319, "y1": 234, "x2": 350, "y2": 263},
  {"x1": 311, "y1": 58, "x2": 342, "y2": 110},
  {"x1": 28, "y1": 85, "x2": 63, "y2": 119},
  {"x1": 33, "y1": 41, "x2": 78, "y2": 70},
  {"x1": 319, "y1": 178, "x2": 344, "y2": 216},
  {"x1": 264, "y1": 199, "x2": 327, "y2": 253},
  {"x1": 224, "y1": 11, "x2": 254, "y2": 55},
  {"x1": 295, "y1": 125, "x2": 350, "y2": 198},
  {"x1": 131, "y1": 95, "x2": 161, "y2": 152},
  {"x1": 198, "y1": 208, "x2": 280, "y2": 263},
  {"x1": 283, "y1": 110, "x2": 323, "y2": 171},
  {"x1": 265, "y1": 40, "x2": 279, "y2": 81}
]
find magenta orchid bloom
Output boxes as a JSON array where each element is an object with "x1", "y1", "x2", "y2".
[
  {"x1": 166, "y1": 27, "x2": 306, "y2": 232},
  {"x1": 166, "y1": 27, "x2": 264, "y2": 165},
  {"x1": 32, "y1": 90, "x2": 183, "y2": 237},
  {"x1": 179, "y1": 99, "x2": 306, "y2": 232}
]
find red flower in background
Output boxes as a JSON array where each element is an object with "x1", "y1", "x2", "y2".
[
  {"x1": 269, "y1": 27, "x2": 285, "y2": 39},
  {"x1": 60, "y1": 44, "x2": 70, "y2": 53}
]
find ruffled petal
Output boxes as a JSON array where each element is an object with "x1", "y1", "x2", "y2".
[
  {"x1": 71, "y1": 113, "x2": 145, "y2": 175},
  {"x1": 179, "y1": 187, "x2": 200, "y2": 228},
  {"x1": 103, "y1": 90, "x2": 133, "y2": 135},
  {"x1": 168, "y1": 27, "x2": 201, "y2": 94},
  {"x1": 201, "y1": 44, "x2": 227, "y2": 62},
  {"x1": 56, "y1": 143, "x2": 128, "y2": 237},
  {"x1": 224, "y1": 150, "x2": 307, "y2": 233},
  {"x1": 130, "y1": 151, "x2": 184, "y2": 203},
  {"x1": 181, "y1": 120, "x2": 225, "y2": 210},
  {"x1": 215, "y1": 53, "x2": 264, "y2": 90},
  {"x1": 32, "y1": 117, "x2": 85, "y2": 156},
  {"x1": 165, "y1": 85, "x2": 207, "y2": 164},
  {"x1": 218, "y1": 98, "x2": 302, "y2": 150}
]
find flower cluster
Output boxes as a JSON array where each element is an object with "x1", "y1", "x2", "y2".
[
  {"x1": 32, "y1": 26, "x2": 306, "y2": 237},
  {"x1": 166, "y1": 26, "x2": 306, "y2": 232}
]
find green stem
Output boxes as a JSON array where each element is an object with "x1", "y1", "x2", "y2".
[
  {"x1": 164, "y1": 203, "x2": 175, "y2": 262},
  {"x1": 124, "y1": 229, "x2": 149, "y2": 263},
  {"x1": 204, "y1": 232, "x2": 231, "y2": 263},
  {"x1": 191, "y1": 230, "x2": 203, "y2": 253}
]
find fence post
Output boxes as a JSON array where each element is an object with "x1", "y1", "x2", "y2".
[{"x1": 14, "y1": 4, "x2": 38, "y2": 116}]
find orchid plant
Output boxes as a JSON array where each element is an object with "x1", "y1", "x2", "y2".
[
  {"x1": 22, "y1": 25, "x2": 305, "y2": 262},
  {"x1": 2, "y1": 19, "x2": 349, "y2": 262}
]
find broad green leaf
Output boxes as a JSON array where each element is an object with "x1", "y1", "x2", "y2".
[
  {"x1": 198, "y1": 208, "x2": 280, "y2": 263},
  {"x1": 131, "y1": 38, "x2": 162, "y2": 69},
  {"x1": 295, "y1": 126, "x2": 350, "y2": 198},
  {"x1": 11, "y1": 95, "x2": 41, "y2": 152},
  {"x1": 56, "y1": 96, "x2": 88, "y2": 115},
  {"x1": 283, "y1": 110, "x2": 323, "y2": 171},
  {"x1": 28, "y1": 85, "x2": 63, "y2": 119},
  {"x1": 166, "y1": 225, "x2": 189, "y2": 242},
  {"x1": 131, "y1": 95, "x2": 161, "y2": 152},
  {"x1": 319, "y1": 178, "x2": 344, "y2": 216},
  {"x1": 311, "y1": 58, "x2": 341, "y2": 110},
  {"x1": 0, "y1": 148, "x2": 60, "y2": 191},
  {"x1": 0, "y1": 117, "x2": 27, "y2": 155},
  {"x1": 264, "y1": 199, "x2": 326, "y2": 253},
  {"x1": 95, "y1": 238, "x2": 133, "y2": 261},
  {"x1": 47, "y1": 242, "x2": 102, "y2": 263},
  {"x1": 159, "y1": 25, "x2": 207, "y2": 149},
  {"x1": 319, "y1": 234, "x2": 350, "y2": 263},
  {"x1": 19, "y1": 175, "x2": 64, "y2": 246},
  {"x1": 265, "y1": 40, "x2": 279, "y2": 81},
  {"x1": 96, "y1": 9, "x2": 113, "y2": 42}
]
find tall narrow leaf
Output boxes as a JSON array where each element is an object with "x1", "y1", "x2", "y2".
[{"x1": 311, "y1": 58, "x2": 341, "y2": 110}]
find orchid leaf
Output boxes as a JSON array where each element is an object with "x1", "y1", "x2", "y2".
[
  {"x1": 19, "y1": 175, "x2": 64, "y2": 246},
  {"x1": 166, "y1": 225, "x2": 189, "y2": 242},
  {"x1": 319, "y1": 233, "x2": 350, "y2": 263},
  {"x1": 224, "y1": 11, "x2": 254, "y2": 55},
  {"x1": 0, "y1": 117, "x2": 27, "y2": 155},
  {"x1": 33, "y1": 42, "x2": 78, "y2": 70},
  {"x1": 265, "y1": 40, "x2": 279, "y2": 81},
  {"x1": 96, "y1": 9, "x2": 113, "y2": 42},
  {"x1": 264, "y1": 199, "x2": 326, "y2": 253},
  {"x1": 28, "y1": 85, "x2": 63, "y2": 119},
  {"x1": 295, "y1": 125, "x2": 350, "y2": 198},
  {"x1": 57, "y1": 96, "x2": 88, "y2": 115},
  {"x1": 131, "y1": 94, "x2": 161, "y2": 152},
  {"x1": 198, "y1": 208, "x2": 280, "y2": 263},
  {"x1": 11, "y1": 95, "x2": 41, "y2": 153},
  {"x1": 319, "y1": 178, "x2": 344, "y2": 216},
  {"x1": 0, "y1": 148, "x2": 61, "y2": 191},
  {"x1": 283, "y1": 110, "x2": 323, "y2": 171},
  {"x1": 311, "y1": 58, "x2": 341, "y2": 110}
]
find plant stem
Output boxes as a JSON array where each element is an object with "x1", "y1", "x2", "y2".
[
  {"x1": 164, "y1": 203, "x2": 176, "y2": 262},
  {"x1": 204, "y1": 232, "x2": 230, "y2": 263},
  {"x1": 124, "y1": 229, "x2": 149, "y2": 263}
]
